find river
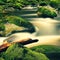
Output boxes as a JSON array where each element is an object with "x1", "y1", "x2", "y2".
[{"x1": 0, "y1": 6, "x2": 60, "y2": 47}]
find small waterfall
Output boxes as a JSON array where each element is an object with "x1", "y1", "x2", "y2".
[
  {"x1": 0, "y1": 18, "x2": 60, "y2": 47},
  {"x1": 30, "y1": 18, "x2": 60, "y2": 36}
]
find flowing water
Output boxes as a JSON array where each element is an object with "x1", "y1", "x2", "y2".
[
  {"x1": 29, "y1": 18, "x2": 60, "y2": 35},
  {"x1": 24, "y1": 18, "x2": 60, "y2": 48},
  {"x1": 0, "y1": 18, "x2": 60, "y2": 47},
  {"x1": 0, "y1": 6, "x2": 60, "y2": 47}
]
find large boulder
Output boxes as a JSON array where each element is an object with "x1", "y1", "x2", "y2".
[
  {"x1": 0, "y1": 43, "x2": 49, "y2": 60},
  {"x1": 31, "y1": 45, "x2": 60, "y2": 60},
  {"x1": 0, "y1": 16, "x2": 35, "y2": 36},
  {"x1": 37, "y1": 6, "x2": 57, "y2": 18}
]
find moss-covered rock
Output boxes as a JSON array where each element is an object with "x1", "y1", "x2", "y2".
[
  {"x1": 37, "y1": 6, "x2": 57, "y2": 18},
  {"x1": 0, "y1": 5, "x2": 15, "y2": 14},
  {"x1": 0, "y1": 16, "x2": 35, "y2": 36},
  {"x1": 3, "y1": 23, "x2": 26, "y2": 36},
  {"x1": 31, "y1": 45, "x2": 60, "y2": 60},
  {"x1": 31, "y1": 45, "x2": 60, "y2": 53},
  {"x1": 0, "y1": 43, "x2": 49, "y2": 60},
  {"x1": 40, "y1": 2, "x2": 47, "y2": 6},
  {"x1": 50, "y1": 0, "x2": 59, "y2": 9},
  {"x1": 5, "y1": 16, "x2": 35, "y2": 33}
]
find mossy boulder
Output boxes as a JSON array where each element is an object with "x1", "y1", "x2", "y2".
[
  {"x1": 0, "y1": 43, "x2": 49, "y2": 60},
  {"x1": 0, "y1": 16, "x2": 35, "y2": 36},
  {"x1": 50, "y1": 0, "x2": 59, "y2": 9},
  {"x1": 37, "y1": 6, "x2": 57, "y2": 18},
  {"x1": 5, "y1": 16, "x2": 35, "y2": 33},
  {"x1": 0, "y1": 5, "x2": 15, "y2": 13},
  {"x1": 31, "y1": 45, "x2": 60, "y2": 60}
]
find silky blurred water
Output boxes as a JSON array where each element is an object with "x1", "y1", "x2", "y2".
[
  {"x1": 0, "y1": 6, "x2": 60, "y2": 47},
  {"x1": 29, "y1": 18, "x2": 60, "y2": 36}
]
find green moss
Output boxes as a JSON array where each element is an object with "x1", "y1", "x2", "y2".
[
  {"x1": 31, "y1": 45, "x2": 60, "y2": 60},
  {"x1": 31, "y1": 45, "x2": 60, "y2": 53},
  {"x1": 0, "y1": 43, "x2": 49, "y2": 60},
  {"x1": 0, "y1": 23, "x2": 5, "y2": 31},
  {"x1": 50, "y1": 0, "x2": 60, "y2": 9},
  {"x1": 0, "y1": 6, "x2": 5, "y2": 13},
  {"x1": 0, "y1": 16, "x2": 35, "y2": 36},
  {"x1": 0, "y1": 57, "x2": 4, "y2": 60},
  {"x1": 37, "y1": 6, "x2": 57, "y2": 18},
  {"x1": 5, "y1": 16, "x2": 35, "y2": 33},
  {"x1": 39, "y1": 1, "x2": 48, "y2": 6}
]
